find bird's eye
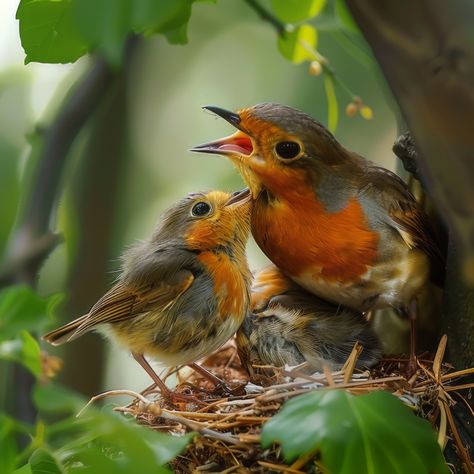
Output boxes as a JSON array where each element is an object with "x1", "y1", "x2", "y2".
[
  {"x1": 191, "y1": 201, "x2": 212, "y2": 217},
  {"x1": 275, "y1": 141, "x2": 301, "y2": 160}
]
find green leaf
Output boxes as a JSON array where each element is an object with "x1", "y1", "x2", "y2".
[
  {"x1": 261, "y1": 390, "x2": 448, "y2": 474},
  {"x1": 0, "y1": 286, "x2": 62, "y2": 341},
  {"x1": 0, "y1": 331, "x2": 41, "y2": 377},
  {"x1": 14, "y1": 465, "x2": 32, "y2": 474},
  {"x1": 278, "y1": 24, "x2": 318, "y2": 64},
  {"x1": 16, "y1": 0, "x2": 89, "y2": 64},
  {"x1": 64, "y1": 411, "x2": 192, "y2": 471},
  {"x1": 29, "y1": 449, "x2": 62, "y2": 474},
  {"x1": 132, "y1": 0, "x2": 192, "y2": 37},
  {"x1": 33, "y1": 383, "x2": 85, "y2": 415},
  {"x1": 71, "y1": 0, "x2": 132, "y2": 66},
  {"x1": 272, "y1": 0, "x2": 326, "y2": 23},
  {"x1": 324, "y1": 74, "x2": 338, "y2": 133},
  {"x1": 335, "y1": 0, "x2": 358, "y2": 33},
  {"x1": 0, "y1": 414, "x2": 18, "y2": 474}
]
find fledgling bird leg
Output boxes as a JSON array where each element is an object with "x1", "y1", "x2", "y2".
[
  {"x1": 188, "y1": 362, "x2": 243, "y2": 396},
  {"x1": 132, "y1": 352, "x2": 173, "y2": 396},
  {"x1": 397, "y1": 299, "x2": 419, "y2": 377},
  {"x1": 132, "y1": 353, "x2": 204, "y2": 404}
]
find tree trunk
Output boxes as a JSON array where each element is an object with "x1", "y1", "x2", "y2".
[{"x1": 346, "y1": 0, "x2": 474, "y2": 369}]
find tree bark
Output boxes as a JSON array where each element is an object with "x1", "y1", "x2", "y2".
[{"x1": 346, "y1": 0, "x2": 474, "y2": 370}]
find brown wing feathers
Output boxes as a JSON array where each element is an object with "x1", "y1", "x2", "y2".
[{"x1": 43, "y1": 273, "x2": 194, "y2": 346}]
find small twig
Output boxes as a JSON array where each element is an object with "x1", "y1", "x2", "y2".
[
  {"x1": 77, "y1": 389, "x2": 245, "y2": 447},
  {"x1": 243, "y1": 0, "x2": 286, "y2": 35}
]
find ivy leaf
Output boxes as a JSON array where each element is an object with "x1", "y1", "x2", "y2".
[
  {"x1": 16, "y1": 0, "x2": 89, "y2": 64},
  {"x1": 0, "y1": 331, "x2": 41, "y2": 377},
  {"x1": 0, "y1": 286, "x2": 62, "y2": 341},
  {"x1": 29, "y1": 449, "x2": 62, "y2": 474},
  {"x1": 272, "y1": 0, "x2": 326, "y2": 24},
  {"x1": 324, "y1": 75, "x2": 338, "y2": 132},
  {"x1": 261, "y1": 390, "x2": 448, "y2": 474},
  {"x1": 278, "y1": 24, "x2": 318, "y2": 64}
]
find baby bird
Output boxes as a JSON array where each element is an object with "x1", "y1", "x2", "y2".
[
  {"x1": 237, "y1": 265, "x2": 381, "y2": 376},
  {"x1": 43, "y1": 190, "x2": 252, "y2": 396}
]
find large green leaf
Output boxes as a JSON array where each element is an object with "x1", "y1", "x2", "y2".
[
  {"x1": 261, "y1": 390, "x2": 448, "y2": 474},
  {"x1": 17, "y1": 0, "x2": 200, "y2": 65},
  {"x1": 272, "y1": 0, "x2": 326, "y2": 23},
  {"x1": 132, "y1": 0, "x2": 193, "y2": 38},
  {"x1": 34, "y1": 383, "x2": 192, "y2": 471},
  {"x1": 278, "y1": 24, "x2": 318, "y2": 64},
  {"x1": 16, "y1": 0, "x2": 89, "y2": 64},
  {"x1": 29, "y1": 449, "x2": 62, "y2": 474},
  {"x1": 0, "y1": 331, "x2": 41, "y2": 376},
  {"x1": 58, "y1": 411, "x2": 192, "y2": 472},
  {"x1": 71, "y1": 0, "x2": 132, "y2": 66},
  {"x1": 0, "y1": 286, "x2": 62, "y2": 341},
  {"x1": 0, "y1": 414, "x2": 18, "y2": 474}
]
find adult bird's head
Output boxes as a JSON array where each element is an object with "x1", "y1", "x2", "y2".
[{"x1": 191, "y1": 103, "x2": 351, "y2": 198}]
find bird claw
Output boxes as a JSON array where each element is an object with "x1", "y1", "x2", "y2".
[{"x1": 212, "y1": 381, "x2": 247, "y2": 397}]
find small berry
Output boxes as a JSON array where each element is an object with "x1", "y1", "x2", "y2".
[
  {"x1": 308, "y1": 61, "x2": 322, "y2": 76},
  {"x1": 345, "y1": 103, "x2": 357, "y2": 118}
]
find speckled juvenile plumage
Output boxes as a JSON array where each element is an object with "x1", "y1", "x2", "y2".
[{"x1": 236, "y1": 265, "x2": 381, "y2": 375}]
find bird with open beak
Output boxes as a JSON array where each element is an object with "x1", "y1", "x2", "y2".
[{"x1": 191, "y1": 103, "x2": 445, "y2": 372}]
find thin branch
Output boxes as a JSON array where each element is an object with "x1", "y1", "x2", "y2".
[
  {"x1": 0, "y1": 57, "x2": 114, "y2": 286},
  {"x1": 243, "y1": 0, "x2": 286, "y2": 35}
]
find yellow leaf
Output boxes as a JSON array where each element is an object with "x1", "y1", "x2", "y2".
[
  {"x1": 324, "y1": 75, "x2": 338, "y2": 132},
  {"x1": 278, "y1": 24, "x2": 318, "y2": 64}
]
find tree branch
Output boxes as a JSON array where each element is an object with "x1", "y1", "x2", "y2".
[
  {"x1": 243, "y1": 0, "x2": 286, "y2": 35},
  {"x1": 0, "y1": 57, "x2": 114, "y2": 286}
]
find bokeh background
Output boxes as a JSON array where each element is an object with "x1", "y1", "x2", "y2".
[{"x1": 1, "y1": 0, "x2": 398, "y2": 395}]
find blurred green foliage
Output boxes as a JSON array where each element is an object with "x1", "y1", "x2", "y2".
[
  {"x1": 0, "y1": 286, "x2": 193, "y2": 474},
  {"x1": 262, "y1": 390, "x2": 448, "y2": 474}
]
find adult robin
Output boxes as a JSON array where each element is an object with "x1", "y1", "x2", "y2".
[
  {"x1": 43, "y1": 189, "x2": 252, "y2": 398},
  {"x1": 237, "y1": 264, "x2": 381, "y2": 376},
  {"x1": 192, "y1": 103, "x2": 445, "y2": 370}
]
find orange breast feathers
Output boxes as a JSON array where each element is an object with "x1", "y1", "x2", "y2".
[
  {"x1": 251, "y1": 173, "x2": 379, "y2": 282},
  {"x1": 197, "y1": 251, "x2": 249, "y2": 319}
]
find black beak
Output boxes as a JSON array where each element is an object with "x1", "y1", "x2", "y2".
[
  {"x1": 202, "y1": 105, "x2": 241, "y2": 128},
  {"x1": 225, "y1": 188, "x2": 251, "y2": 206}
]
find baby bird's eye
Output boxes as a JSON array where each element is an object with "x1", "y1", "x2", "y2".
[
  {"x1": 275, "y1": 141, "x2": 301, "y2": 160},
  {"x1": 191, "y1": 201, "x2": 212, "y2": 217}
]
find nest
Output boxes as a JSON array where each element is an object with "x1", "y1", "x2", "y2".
[{"x1": 84, "y1": 336, "x2": 474, "y2": 473}]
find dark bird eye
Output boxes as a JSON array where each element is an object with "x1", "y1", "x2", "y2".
[
  {"x1": 275, "y1": 141, "x2": 301, "y2": 159},
  {"x1": 191, "y1": 201, "x2": 211, "y2": 217}
]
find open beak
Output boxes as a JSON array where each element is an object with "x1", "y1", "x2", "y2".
[
  {"x1": 191, "y1": 105, "x2": 263, "y2": 198},
  {"x1": 225, "y1": 188, "x2": 251, "y2": 207},
  {"x1": 190, "y1": 106, "x2": 254, "y2": 158}
]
